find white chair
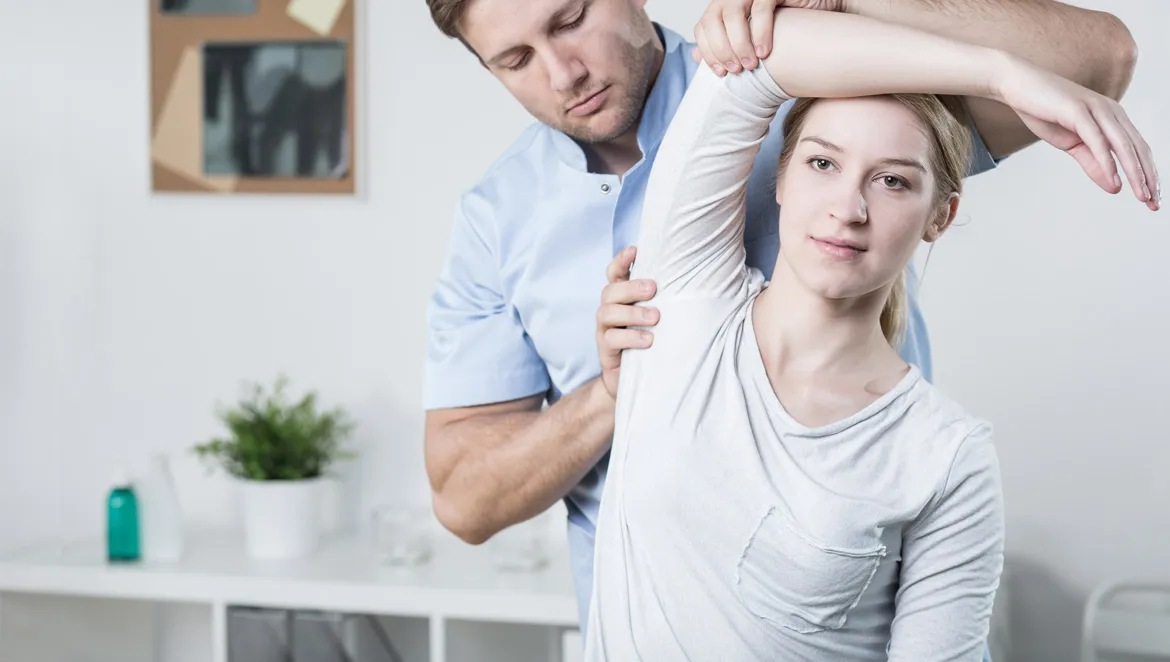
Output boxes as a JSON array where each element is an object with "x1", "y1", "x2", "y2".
[{"x1": 1081, "y1": 579, "x2": 1170, "y2": 662}]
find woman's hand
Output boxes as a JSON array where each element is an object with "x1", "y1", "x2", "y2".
[
  {"x1": 692, "y1": 0, "x2": 844, "y2": 75},
  {"x1": 596, "y1": 247, "x2": 659, "y2": 400},
  {"x1": 993, "y1": 54, "x2": 1160, "y2": 210},
  {"x1": 691, "y1": 1, "x2": 1159, "y2": 211}
]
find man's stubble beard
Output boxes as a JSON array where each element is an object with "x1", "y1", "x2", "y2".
[{"x1": 554, "y1": 36, "x2": 659, "y2": 145}]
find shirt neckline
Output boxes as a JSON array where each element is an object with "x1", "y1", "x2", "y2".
[{"x1": 742, "y1": 296, "x2": 922, "y2": 438}]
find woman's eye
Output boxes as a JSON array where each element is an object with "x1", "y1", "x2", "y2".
[
  {"x1": 881, "y1": 175, "x2": 908, "y2": 189},
  {"x1": 811, "y1": 158, "x2": 834, "y2": 171}
]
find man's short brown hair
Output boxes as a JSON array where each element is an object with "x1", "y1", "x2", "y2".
[
  {"x1": 427, "y1": 0, "x2": 472, "y2": 39},
  {"x1": 427, "y1": 0, "x2": 479, "y2": 58}
]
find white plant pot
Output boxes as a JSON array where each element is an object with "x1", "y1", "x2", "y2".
[{"x1": 239, "y1": 477, "x2": 321, "y2": 560}]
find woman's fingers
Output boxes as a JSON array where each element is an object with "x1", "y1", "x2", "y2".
[
  {"x1": 1113, "y1": 105, "x2": 1160, "y2": 210},
  {"x1": 1072, "y1": 106, "x2": 1120, "y2": 194},
  {"x1": 1094, "y1": 103, "x2": 1148, "y2": 203}
]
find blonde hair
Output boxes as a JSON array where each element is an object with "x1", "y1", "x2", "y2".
[{"x1": 776, "y1": 94, "x2": 974, "y2": 348}]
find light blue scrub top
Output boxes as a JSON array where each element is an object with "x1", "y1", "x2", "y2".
[{"x1": 425, "y1": 22, "x2": 998, "y2": 635}]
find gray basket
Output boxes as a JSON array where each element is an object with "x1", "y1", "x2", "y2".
[{"x1": 227, "y1": 607, "x2": 405, "y2": 662}]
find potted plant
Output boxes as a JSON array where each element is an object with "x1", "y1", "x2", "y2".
[{"x1": 193, "y1": 375, "x2": 355, "y2": 560}]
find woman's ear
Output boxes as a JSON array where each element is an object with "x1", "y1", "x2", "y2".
[
  {"x1": 775, "y1": 172, "x2": 786, "y2": 206},
  {"x1": 923, "y1": 192, "x2": 960, "y2": 243}
]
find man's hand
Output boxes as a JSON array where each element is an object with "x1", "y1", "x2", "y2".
[
  {"x1": 596, "y1": 246, "x2": 659, "y2": 400},
  {"x1": 994, "y1": 55, "x2": 1160, "y2": 210},
  {"x1": 692, "y1": 0, "x2": 844, "y2": 75}
]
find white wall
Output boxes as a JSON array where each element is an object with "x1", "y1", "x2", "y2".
[
  {"x1": 918, "y1": 2, "x2": 1170, "y2": 658},
  {"x1": 0, "y1": 1, "x2": 1167, "y2": 661}
]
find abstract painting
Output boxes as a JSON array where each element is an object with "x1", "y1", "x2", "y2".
[{"x1": 149, "y1": 0, "x2": 356, "y2": 194}]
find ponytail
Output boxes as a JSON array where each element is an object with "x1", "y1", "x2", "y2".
[{"x1": 880, "y1": 270, "x2": 907, "y2": 349}]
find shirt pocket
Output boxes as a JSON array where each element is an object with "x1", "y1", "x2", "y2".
[{"x1": 734, "y1": 506, "x2": 887, "y2": 634}]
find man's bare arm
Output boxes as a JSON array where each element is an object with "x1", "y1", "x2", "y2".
[
  {"x1": 696, "y1": 3, "x2": 1158, "y2": 208},
  {"x1": 841, "y1": 0, "x2": 1138, "y2": 160},
  {"x1": 695, "y1": 0, "x2": 1138, "y2": 160},
  {"x1": 425, "y1": 378, "x2": 615, "y2": 544}
]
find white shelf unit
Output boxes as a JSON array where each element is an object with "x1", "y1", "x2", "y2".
[{"x1": 0, "y1": 531, "x2": 582, "y2": 662}]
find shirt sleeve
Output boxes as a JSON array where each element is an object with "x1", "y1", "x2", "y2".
[
  {"x1": 631, "y1": 64, "x2": 791, "y2": 300},
  {"x1": 423, "y1": 193, "x2": 550, "y2": 410},
  {"x1": 961, "y1": 97, "x2": 1000, "y2": 177},
  {"x1": 887, "y1": 423, "x2": 1005, "y2": 662}
]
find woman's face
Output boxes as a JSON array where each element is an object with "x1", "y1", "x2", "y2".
[{"x1": 776, "y1": 97, "x2": 958, "y2": 302}]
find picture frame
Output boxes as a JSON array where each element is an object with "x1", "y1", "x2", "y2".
[{"x1": 149, "y1": 0, "x2": 356, "y2": 194}]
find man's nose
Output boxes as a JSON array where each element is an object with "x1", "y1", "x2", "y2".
[{"x1": 546, "y1": 46, "x2": 587, "y2": 94}]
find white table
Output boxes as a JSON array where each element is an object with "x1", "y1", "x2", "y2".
[{"x1": 0, "y1": 531, "x2": 581, "y2": 662}]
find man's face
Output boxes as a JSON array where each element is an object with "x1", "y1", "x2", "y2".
[{"x1": 460, "y1": 0, "x2": 662, "y2": 144}]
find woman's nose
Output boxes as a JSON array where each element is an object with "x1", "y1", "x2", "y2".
[{"x1": 830, "y1": 187, "x2": 868, "y2": 225}]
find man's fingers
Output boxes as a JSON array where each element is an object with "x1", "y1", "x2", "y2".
[
  {"x1": 722, "y1": 6, "x2": 757, "y2": 70},
  {"x1": 596, "y1": 302, "x2": 660, "y2": 329},
  {"x1": 601, "y1": 278, "x2": 656, "y2": 306},
  {"x1": 749, "y1": 0, "x2": 775, "y2": 59},
  {"x1": 603, "y1": 328, "x2": 654, "y2": 354},
  {"x1": 694, "y1": 23, "x2": 708, "y2": 64},
  {"x1": 606, "y1": 246, "x2": 636, "y2": 284},
  {"x1": 701, "y1": 11, "x2": 737, "y2": 74},
  {"x1": 695, "y1": 24, "x2": 722, "y2": 74}
]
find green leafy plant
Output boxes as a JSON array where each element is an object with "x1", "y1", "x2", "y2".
[{"x1": 193, "y1": 375, "x2": 356, "y2": 481}]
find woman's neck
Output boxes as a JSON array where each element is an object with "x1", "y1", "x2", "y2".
[{"x1": 753, "y1": 256, "x2": 900, "y2": 377}]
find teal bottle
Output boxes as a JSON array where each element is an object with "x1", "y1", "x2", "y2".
[{"x1": 106, "y1": 469, "x2": 140, "y2": 562}]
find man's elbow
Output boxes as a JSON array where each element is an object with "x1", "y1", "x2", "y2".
[
  {"x1": 1096, "y1": 12, "x2": 1139, "y2": 100},
  {"x1": 425, "y1": 426, "x2": 494, "y2": 545},
  {"x1": 432, "y1": 491, "x2": 496, "y2": 545}
]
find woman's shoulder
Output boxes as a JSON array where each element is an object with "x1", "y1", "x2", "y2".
[{"x1": 899, "y1": 377, "x2": 999, "y2": 482}]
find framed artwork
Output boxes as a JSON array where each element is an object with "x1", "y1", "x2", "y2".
[{"x1": 150, "y1": 0, "x2": 356, "y2": 194}]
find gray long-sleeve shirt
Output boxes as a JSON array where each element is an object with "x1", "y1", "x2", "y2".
[{"x1": 583, "y1": 62, "x2": 1005, "y2": 661}]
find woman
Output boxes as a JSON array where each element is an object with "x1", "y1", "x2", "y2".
[{"x1": 584, "y1": 8, "x2": 1157, "y2": 662}]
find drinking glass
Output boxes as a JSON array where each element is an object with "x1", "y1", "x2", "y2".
[
  {"x1": 369, "y1": 504, "x2": 432, "y2": 566},
  {"x1": 488, "y1": 511, "x2": 551, "y2": 571}
]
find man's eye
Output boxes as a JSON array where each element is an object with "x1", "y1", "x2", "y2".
[{"x1": 561, "y1": 7, "x2": 587, "y2": 31}]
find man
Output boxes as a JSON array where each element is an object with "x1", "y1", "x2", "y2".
[{"x1": 422, "y1": 0, "x2": 1144, "y2": 646}]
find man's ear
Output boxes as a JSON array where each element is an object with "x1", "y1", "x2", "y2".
[{"x1": 924, "y1": 192, "x2": 960, "y2": 243}]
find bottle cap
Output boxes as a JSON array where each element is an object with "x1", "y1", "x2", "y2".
[{"x1": 111, "y1": 466, "x2": 132, "y2": 488}]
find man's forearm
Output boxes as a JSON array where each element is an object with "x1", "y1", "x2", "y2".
[
  {"x1": 845, "y1": 0, "x2": 1134, "y2": 97},
  {"x1": 843, "y1": 0, "x2": 1138, "y2": 156},
  {"x1": 430, "y1": 378, "x2": 615, "y2": 544}
]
